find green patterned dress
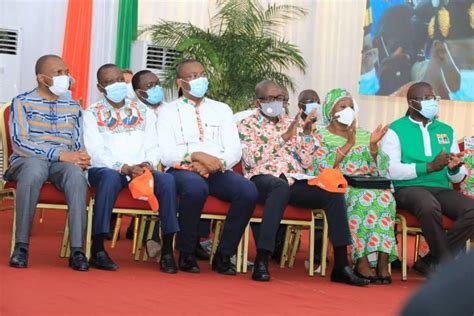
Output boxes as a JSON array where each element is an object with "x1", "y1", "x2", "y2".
[{"x1": 306, "y1": 127, "x2": 398, "y2": 263}]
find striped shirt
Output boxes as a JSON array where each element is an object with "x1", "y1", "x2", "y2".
[{"x1": 9, "y1": 89, "x2": 83, "y2": 165}]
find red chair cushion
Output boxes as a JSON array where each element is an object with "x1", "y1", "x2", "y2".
[
  {"x1": 202, "y1": 196, "x2": 231, "y2": 215},
  {"x1": 114, "y1": 188, "x2": 151, "y2": 210},
  {"x1": 3, "y1": 105, "x2": 13, "y2": 159},
  {"x1": 232, "y1": 161, "x2": 244, "y2": 176},
  {"x1": 252, "y1": 204, "x2": 313, "y2": 221},
  {"x1": 397, "y1": 208, "x2": 454, "y2": 229},
  {"x1": 5, "y1": 181, "x2": 91, "y2": 205}
]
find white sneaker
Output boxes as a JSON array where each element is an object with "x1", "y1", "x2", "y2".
[{"x1": 304, "y1": 260, "x2": 321, "y2": 274}]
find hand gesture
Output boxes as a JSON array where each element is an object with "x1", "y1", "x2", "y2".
[
  {"x1": 190, "y1": 161, "x2": 209, "y2": 176},
  {"x1": 282, "y1": 111, "x2": 301, "y2": 142},
  {"x1": 447, "y1": 153, "x2": 464, "y2": 171},
  {"x1": 121, "y1": 164, "x2": 145, "y2": 179},
  {"x1": 60, "y1": 150, "x2": 91, "y2": 170},
  {"x1": 191, "y1": 152, "x2": 223, "y2": 173},
  {"x1": 370, "y1": 124, "x2": 389, "y2": 146},
  {"x1": 345, "y1": 120, "x2": 357, "y2": 146},
  {"x1": 303, "y1": 109, "x2": 317, "y2": 135},
  {"x1": 427, "y1": 149, "x2": 448, "y2": 173}
]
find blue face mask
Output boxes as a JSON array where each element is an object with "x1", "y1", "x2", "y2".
[
  {"x1": 449, "y1": 70, "x2": 474, "y2": 101},
  {"x1": 184, "y1": 77, "x2": 209, "y2": 98},
  {"x1": 412, "y1": 99, "x2": 439, "y2": 120},
  {"x1": 359, "y1": 68, "x2": 380, "y2": 95},
  {"x1": 145, "y1": 86, "x2": 164, "y2": 105},
  {"x1": 304, "y1": 102, "x2": 321, "y2": 116},
  {"x1": 104, "y1": 82, "x2": 128, "y2": 103}
]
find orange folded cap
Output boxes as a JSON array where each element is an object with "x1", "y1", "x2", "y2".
[
  {"x1": 128, "y1": 169, "x2": 159, "y2": 212},
  {"x1": 307, "y1": 169, "x2": 348, "y2": 193}
]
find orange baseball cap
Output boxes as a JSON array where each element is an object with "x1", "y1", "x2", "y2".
[
  {"x1": 308, "y1": 169, "x2": 348, "y2": 193},
  {"x1": 128, "y1": 169, "x2": 159, "y2": 212}
]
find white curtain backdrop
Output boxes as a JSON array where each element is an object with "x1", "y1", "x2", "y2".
[
  {"x1": 0, "y1": 0, "x2": 68, "y2": 96},
  {"x1": 87, "y1": 0, "x2": 119, "y2": 106}
]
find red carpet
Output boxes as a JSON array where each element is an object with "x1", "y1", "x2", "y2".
[{"x1": 0, "y1": 209, "x2": 424, "y2": 316}]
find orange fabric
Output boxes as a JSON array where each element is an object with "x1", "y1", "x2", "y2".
[
  {"x1": 308, "y1": 169, "x2": 348, "y2": 193},
  {"x1": 128, "y1": 170, "x2": 159, "y2": 212},
  {"x1": 62, "y1": 0, "x2": 93, "y2": 108}
]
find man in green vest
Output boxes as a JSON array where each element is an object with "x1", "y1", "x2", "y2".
[{"x1": 382, "y1": 81, "x2": 474, "y2": 275}]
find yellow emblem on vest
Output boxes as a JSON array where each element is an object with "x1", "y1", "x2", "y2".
[{"x1": 437, "y1": 133, "x2": 449, "y2": 144}]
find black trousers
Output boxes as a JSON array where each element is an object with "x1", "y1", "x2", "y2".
[
  {"x1": 395, "y1": 186, "x2": 474, "y2": 261},
  {"x1": 251, "y1": 174, "x2": 351, "y2": 253}
]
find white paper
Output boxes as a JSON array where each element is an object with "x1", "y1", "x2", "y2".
[
  {"x1": 288, "y1": 173, "x2": 316, "y2": 181},
  {"x1": 464, "y1": 137, "x2": 474, "y2": 150}
]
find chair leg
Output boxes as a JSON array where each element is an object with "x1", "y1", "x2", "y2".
[
  {"x1": 85, "y1": 199, "x2": 94, "y2": 259},
  {"x1": 142, "y1": 218, "x2": 157, "y2": 261},
  {"x1": 10, "y1": 196, "x2": 17, "y2": 256},
  {"x1": 320, "y1": 211, "x2": 329, "y2": 277},
  {"x1": 289, "y1": 227, "x2": 302, "y2": 268},
  {"x1": 132, "y1": 216, "x2": 140, "y2": 254},
  {"x1": 39, "y1": 208, "x2": 45, "y2": 223},
  {"x1": 236, "y1": 237, "x2": 243, "y2": 273},
  {"x1": 209, "y1": 220, "x2": 222, "y2": 264},
  {"x1": 242, "y1": 224, "x2": 250, "y2": 273},
  {"x1": 60, "y1": 215, "x2": 69, "y2": 258},
  {"x1": 111, "y1": 214, "x2": 122, "y2": 248},
  {"x1": 414, "y1": 234, "x2": 421, "y2": 262},
  {"x1": 134, "y1": 216, "x2": 147, "y2": 261},
  {"x1": 280, "y1": 225, "x2": 292, "y2": 268},
  {"x1": 399, "y1": 216, "x2": 408, "y2": 281}
]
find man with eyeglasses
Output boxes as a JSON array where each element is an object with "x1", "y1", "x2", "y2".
[
  {"x1": 6, "y1": 55, "x2": 91, "y2": 271},
  {"x1": 382, "y1": 81, "x2": 474, "y2": 275},
  {"x1": 156, "y1": 59, "x2": 257, "y2": 275},
  {"x1": 238, "y1": 80, "x2": 369, "y2": 286}
]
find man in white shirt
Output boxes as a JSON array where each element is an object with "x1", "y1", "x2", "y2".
[
  {"x1": 84, "y1": 64, "x2": 180, "y2": 273},
  {"x1": 156, "y1": 60, "x2": 257, "y2": 275}
]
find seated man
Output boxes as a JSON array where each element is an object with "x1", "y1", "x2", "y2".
[
  {"x1": 6, "y1": 54, "x2": 90, "y2": 271},
  {"x1": 382, "y1": 81, "x2": 474, "y2": 275},
  {"x1": 238, "y1": 80, "x2": 368, "y2": 285},
  {"x1": 132, "y1": 70, "x2": 211, "y2": 261},
  {"x1": 84, "y1": 64, "x2": 179, "y2": 273},
  {"x1": 156, "y1": 59, "x2": 257, "y2": 275}
]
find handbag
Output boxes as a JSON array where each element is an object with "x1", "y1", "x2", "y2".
[{"x1": 343, "y1": 175, "x2": 392, "y2": 190}]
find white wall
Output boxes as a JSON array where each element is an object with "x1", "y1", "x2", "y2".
[{"x1": 138, "y1": 0, "x2": 473, "y2": 138}]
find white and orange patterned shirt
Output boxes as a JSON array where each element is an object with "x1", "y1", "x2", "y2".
[{"x1": 238, "y1": 110, "x2": 315, "y2": 185}]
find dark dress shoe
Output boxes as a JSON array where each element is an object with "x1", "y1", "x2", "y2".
[
  {"x1": 195, "y1": 244, "x2": 210, "y2": 261},
  {"x1": 69, "y1": 251, "x2": 89, "y2": 271},
  {"x1": 377, "y1": 275, "x2": 392, "y2": 284},
  {"x1": 9, "y1": 248, "x2": 28, "y2": 268},
  {"x1": 354, "y1": 270, "x2": 381, "y2": 284},
  {"x1": 90, "y1": 251, "x2": 118, "y2": 271},
  {"x1": 331, "y1": 266, "x2": 370, "y2": 286},
  {"x1": 212, "y1": 252, "x2": 236, "y2": 276},
  {"x1": 252, "y1": 256, "x2": 270, "y2": 281},
  {"x1": 160, "y1": 254, "x2": 178, "y2": 274},
  {"x1": 179, "y1": 253, "x2": 200, "y2": 273},
  {"x1": 413, "y1": 258, "x2": 432, "y2": 276}
]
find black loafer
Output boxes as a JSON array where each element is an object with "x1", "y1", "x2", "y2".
[
  {"x1": 69, "y1": 251, "x2": 89, "y2": 271},
  {"x1": 354, "y1": 270, "x2": 381, "y2": 284},
  {"x1": 377, "y1": 275, "x2": 392, "y2": 284},
  {"x1": 252, "y1": 256, "x2": 270, "y2": 281},
  {"x1": 331, "y1": 266, "x2": 370, "y2": 286},
  {"x1": 195, "y1": 244, "x2": 210, "y2": 261},
  {"x1": 9, "y1": 248, "x2": 28, "y2": 268},
  {"x1": 212, "y1": 252, "x2": 236, "y2": 276},
  {"x1": 160, "y1": 253, "x2": 178, "y2": 274},
  {"x1": 179, "y1": 253, "x2": 200, "y2": 273},
  {"x1": 90, "y1": 251, "x2": 118, "y2": 271}
]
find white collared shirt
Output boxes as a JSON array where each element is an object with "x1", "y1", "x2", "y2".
[
  {"x1": 156, "y1": 97, "x2": 241, "y2": 169},
  {"x1": 84, "y1": 98, "x2": 159, "y2": 171}
]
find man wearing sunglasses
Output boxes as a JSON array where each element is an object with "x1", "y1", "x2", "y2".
[{"x1": 382, "y1": 81, "x2": 474, "y2": 275}]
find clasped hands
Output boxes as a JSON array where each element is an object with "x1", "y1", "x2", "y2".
[{"x1": 427, "y1": 149, "x2": 464, "y2": 173}]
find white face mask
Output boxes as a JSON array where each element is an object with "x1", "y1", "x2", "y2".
[
  {"x1": 334, "y1": 107, "x2": 355, "y2": 126},
  {"x1": 46, "y1": 75, "x2": 70, "y2": 96}
]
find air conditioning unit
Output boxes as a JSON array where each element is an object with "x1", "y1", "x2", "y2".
[
  {"x1": 0, "y1": 28, "x2": 21, "y2": 103},
  {"x1": 130, "y1": 40, "x2": 180, "y2": 101}
]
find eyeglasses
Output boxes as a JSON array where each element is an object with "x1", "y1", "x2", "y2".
[
  {"x1": 257, "y1": 95, "x2": 286, "y2": 103},
  {"x1": 182, "y1": 73, "x2": 207, "y2": 81},
  {"x1": 412, "y1": 95, "x2": 441, "y2": 102}
]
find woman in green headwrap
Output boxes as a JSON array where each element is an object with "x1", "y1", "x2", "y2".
[{"x1": 305, "y1": 88, "x2": 398, "y2": 284}]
